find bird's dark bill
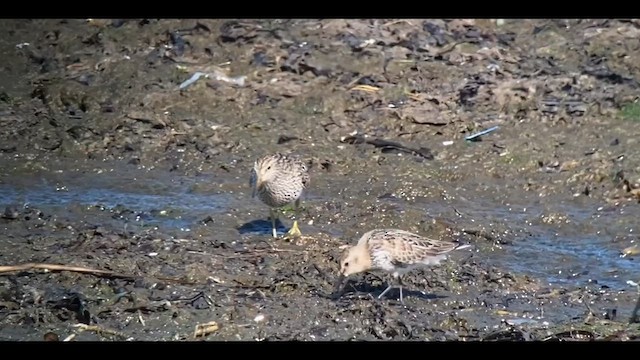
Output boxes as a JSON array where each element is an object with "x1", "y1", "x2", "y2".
[
  {"x1": 330, "y1": 274, "x2": 346, "y2": 300},
  {"x1": 251, "y1": 183, "x2": 262, "y2": 198},
  {"x1": 251, "y1": 182, "x2": 265, "y2": 198}
]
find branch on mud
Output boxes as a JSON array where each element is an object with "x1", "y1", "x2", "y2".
[
  {"x1": 340, "y1": 133, "x2": 434, "y2": 160},
  {"x1": 66, "y1": 323, "x2": 131, "y2": 341},
  {"x1": 0, "y1": 262, "x2": 200, "y2": 287},
  {"x1": 0, "y1": 263, "x2": 135, "y2": 280},
  {"x1": 194, "y1": 321, "x2": 219, "y2": 339}
]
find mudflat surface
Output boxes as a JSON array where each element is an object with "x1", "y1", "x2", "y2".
[{"x1": 0, "y1": 19, "x2": 639, "y2": 341}]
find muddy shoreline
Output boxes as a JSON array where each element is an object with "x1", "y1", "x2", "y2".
[{"x1": 0, "y1": 19, "x2": 639, "y2": 341}]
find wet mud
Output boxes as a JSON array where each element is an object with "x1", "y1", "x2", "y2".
[{"x1": 0, "y1": 19, "x2": 639, "y2": 341}]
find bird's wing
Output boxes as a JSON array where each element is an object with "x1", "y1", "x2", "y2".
[
  {"x1": 293, "y1": 158, "x2": 310, "y2": 188},
  {"x1": 367, "y1": 229, "x2": 460, "y2": 266},
  {"x1": 368, "y1": 241, "x2": 397, "y2": 272}
]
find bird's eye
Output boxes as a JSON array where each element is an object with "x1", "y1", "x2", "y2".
[
  {"x1": 344, "y1": 262, "x2": 349, "y2": 267},
  {"x1": 267, "y1": 166, "x2": 271, "y2": 170}
]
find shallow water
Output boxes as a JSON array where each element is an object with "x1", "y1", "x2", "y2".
[
  {"x1": 0, "y1": 167, "x2": 233, "y2": 231},
  {"x1": 0, "y1": 166, "x2": 636, "y2": 293},
  {"x1": 448, "y1": 200, "x2": 637, "y2": 291},
  {"x1": 498, "y1": 232, "x2": 637, "y2": 290}
]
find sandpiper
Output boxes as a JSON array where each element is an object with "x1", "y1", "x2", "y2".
[
  {"x1": 250, "y1": 153, "x2": 309, "y2": 239},
  {"x1": 333, "y1": 228, "x2": 471, "y2": 304}
]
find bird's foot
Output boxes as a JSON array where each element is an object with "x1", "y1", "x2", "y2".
[{"x1": 283, "y1": 220, "x2": 302, "y2": 240}]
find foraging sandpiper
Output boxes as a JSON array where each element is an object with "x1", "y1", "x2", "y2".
[{"x1": 334, "y1": 228, "x2": 471, "y2": 304}]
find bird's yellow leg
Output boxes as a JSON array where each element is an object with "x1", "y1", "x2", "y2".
[
  {"x1": 284, "y1": 199, "x2": 302, "y2": 239},
  {"x1": 284, "y1": 220, "x2": 302, "y2": 239}
]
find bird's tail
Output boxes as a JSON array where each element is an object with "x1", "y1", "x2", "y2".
[{"x1": 455, "y1": 244, "x2": 473, "y2": 251}]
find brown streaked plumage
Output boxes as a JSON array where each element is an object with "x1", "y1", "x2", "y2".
[
  {"x1": 250, "y1": 153, "x2": 310, "y2": 239},
  {"x1": 333, "y1": 228, "x2": 472, "y2": 304}
]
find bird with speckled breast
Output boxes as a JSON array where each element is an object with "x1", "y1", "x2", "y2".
[
  {"x1": 333, "y1": 228, "x2": 472, "y2": 304},
  {"x1": 250, "y1": 153, "x2": 310, "y2": 239}
]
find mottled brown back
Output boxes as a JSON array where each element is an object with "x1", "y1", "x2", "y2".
[{"x1": 360, "y1": 229, "x2": 463, "y2": 271}]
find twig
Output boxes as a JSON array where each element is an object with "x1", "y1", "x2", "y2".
[
  {"x1": 194, "y1": 321, "x2": 219, "y2": 339},
  {"x1": 435, "y1": 41, "x2": 464, "y2": 57},
  {"x1": 72, "y1": 323, "x2": 130, "y2": 340},
  {"x1": 382, "y1": 20, "x2": 415, "y2": 27},
  {"x1": 0, "y1": 262, "x2": 197, "y2": 285},
  {"x1": 173, "y1": 291, "x2": 214, "y2": 307},
  {"x1": 138, "y1": 310, "x2": 146, "y2": 327},
  {"x1": 0, "y1": 263, "x2": 134, "y2": 279}
]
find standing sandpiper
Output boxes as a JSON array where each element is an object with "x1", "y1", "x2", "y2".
[
  {"x1": 333, "y1": 228, "x2": 471, "y2": 304},
  {"x1": 250, "y1": 153, "x2": 310, "y2": 239}
]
